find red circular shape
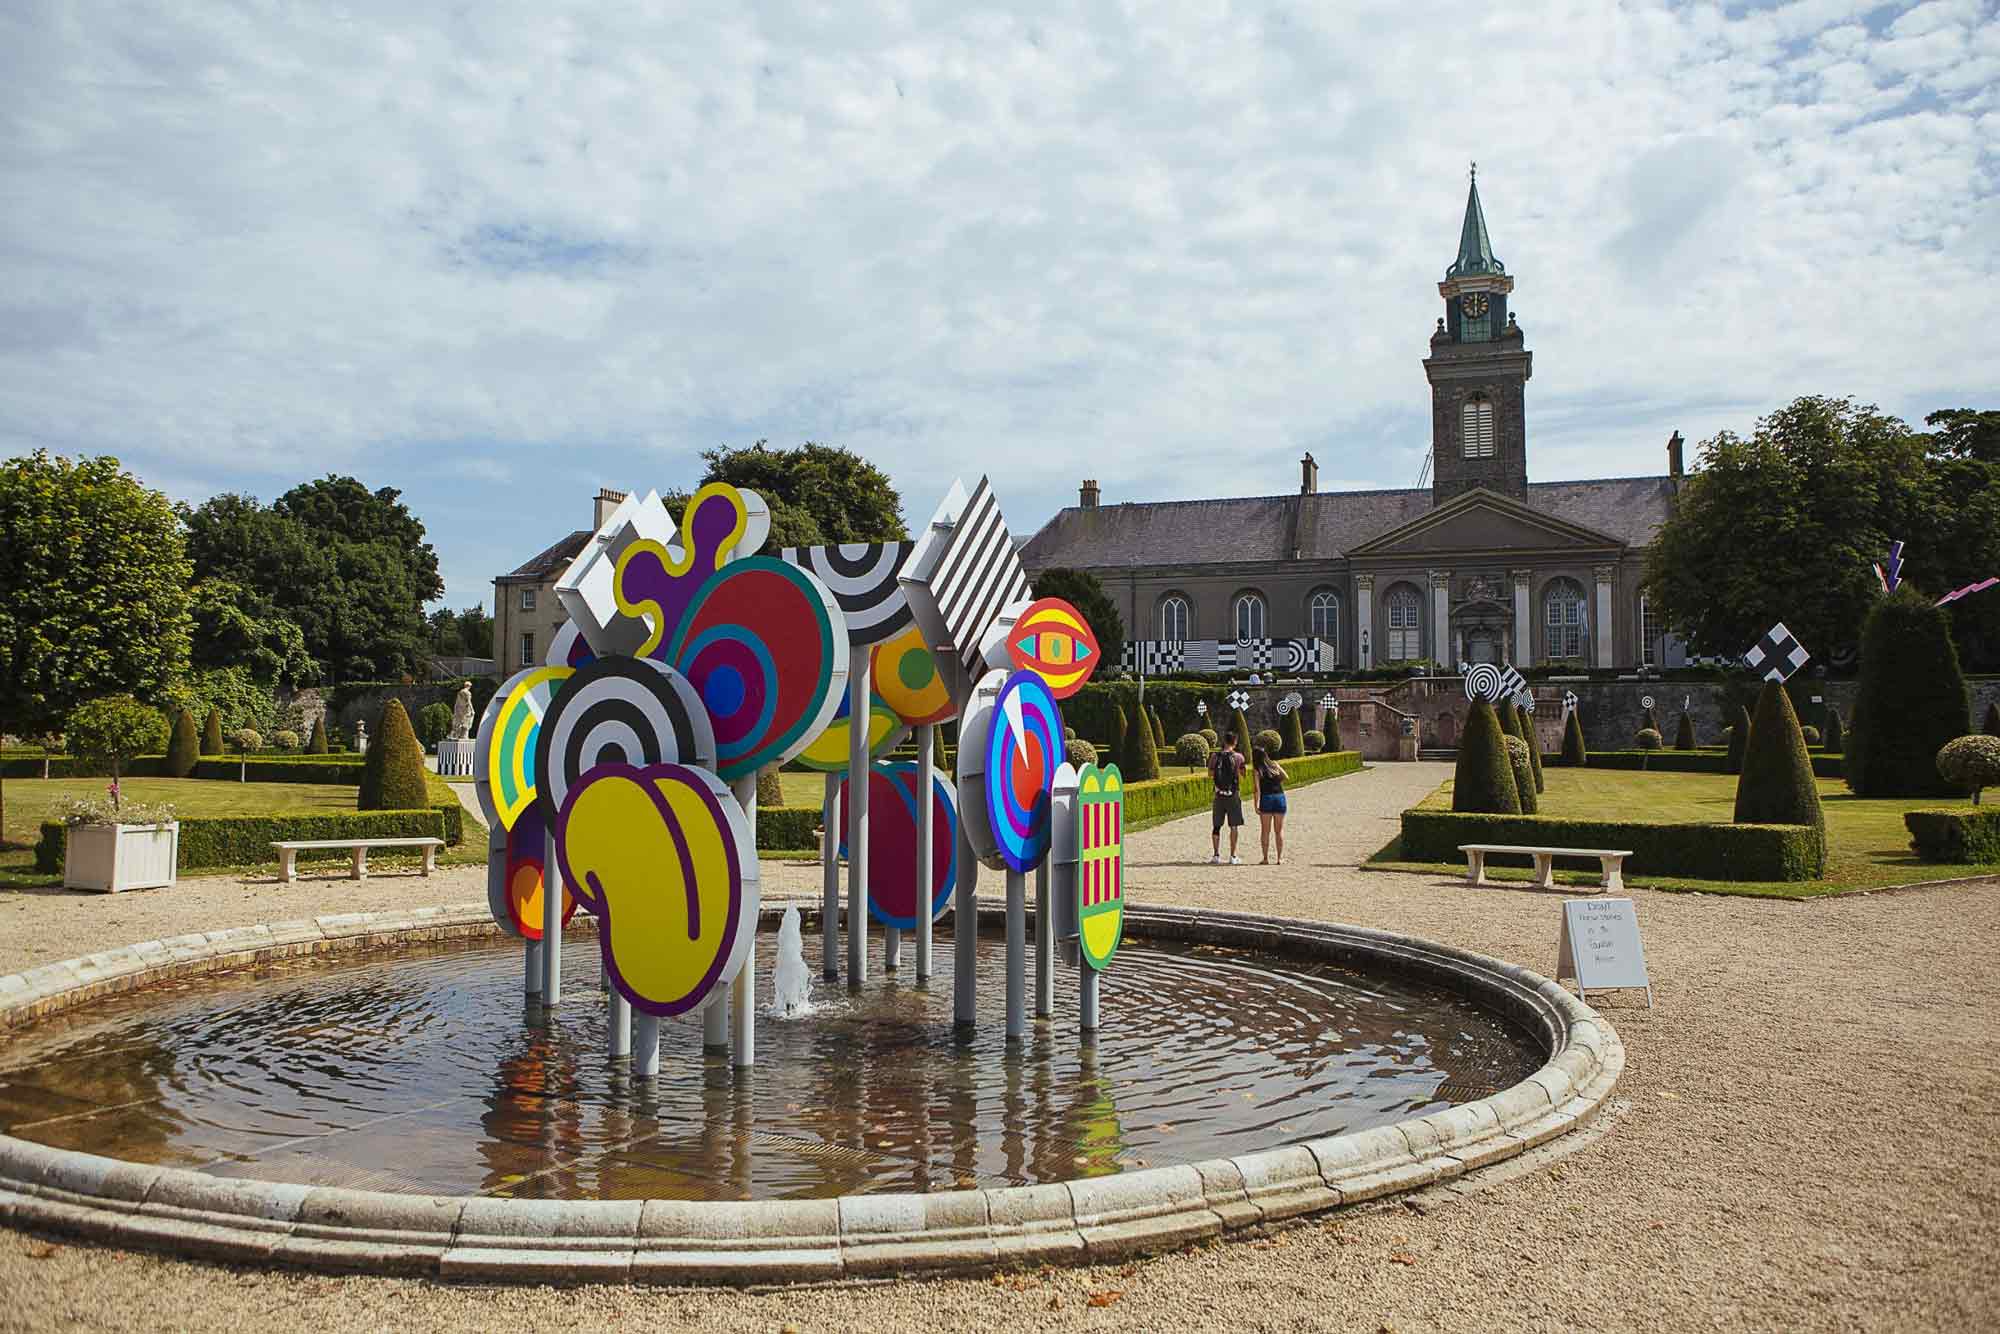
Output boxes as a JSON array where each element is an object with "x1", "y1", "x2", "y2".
[{"x1": 1009, "y1": 734, "x2": 1044, "y2": 806}]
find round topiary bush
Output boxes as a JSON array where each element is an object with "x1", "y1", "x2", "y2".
[
  {"x1": 1303, "y1": 729, "x2": 1325, "y2": 753},
  {"x1": 66, "y1": 696, "x2": 169, "y2": 796},
  {"x1": 165, "y1": 707, "x2": 200, "y2": 776},
  {"x1": 231, "y1": 728, "x2": 262, "y2": 753},
  {"x1": 274, "y1": 730, "x2": 300, "y2": 751},
  {"x1": 1734, "y1": 682, "x2": 1825, "y2": 876},
  {"x1": 1065, "y1": 737, "x2": 1098, "y2": 768},
  {"x1": 1452, "y1": 698, "x2": 1520, "y2": 814},
  {"x1": 1502, "y1": 734, "x2": 1537, "y2": 814},
  {"x1": 1635, "y1": 728, "x2": 1663, "y2": 751},
  {"x1": 1174, "y1": 733, "x2": 1211, "y2": 770},
  {"x1": 1200, "y1": 727, "x2": 1219, "y2": 749},
  {"x1": 358, "y1": 701, "x2": 429, "y2": 812},
  {"x1": 1937, "y1": 735, "x2": 2000, "y2": 804},
  {"x1": 1252, "y1": 728, "x2": 1282, "y2": 758},
  {"x1": 1063, "y1": 725, "x2": 1076, "y2": 742},
  {"x1": 1801, "y1": 725, "x2": 1821, "y2": 746}
]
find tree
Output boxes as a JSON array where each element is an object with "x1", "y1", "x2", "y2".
[
  {"x1": 166, "y1": 708, "x2": 201, "y2": 777},
  {"x1": 1674, "y1": 713, "x2": 1697, "y2": 750},
  {"x1": 417, "y1": 702, "x2": 453, "y2": 751},
  {"x1": 1453, "y1": 699, "x2": 1520, "y2": 814},
  {"x1": 1734, "y1": 683, "x2": 1825, "y2": 874},
  {"x1": 1560, "y1": 709, "x2": 1587, "y2": 766},
  {"x1": 700, "y1": 442, "x2": 906, "y2": 543},
  {"x1": 1028, "y1": 568, "x2": 1126, "y2": 666},
  {"x1": 65, "y1": 697, "x2": 168, "y2": 810},
  {"x1": 1726, "y1": 704, "x2": 1752, "y2": 775},
  {"x1": 1846, "y1": 586, "x2": 1971, "y2": 797},
  {"x1": 188, "y1": 578, "x2": 316, "y2": 687},
  {"x1": 201, "y1": 707, "x2": 224, "y2": 756},
  {"x1": 428, "y1": 605, "x2": 495, "y2": 659},
  {"x1": 1, "y1": 452, "x2": 192, "y2": 841},
  {"x1": 1937, "y1": 736, "x2": 2000, "y2": 804},
  {"x1": 307, "y1": 715, "x2": 330, "y2": 754},
  {"x1": 1925, "y1": 408, "x2": 2000, "y2": 464},
  {"x1": 358, "y1": 701, "x2": 429, "y2": 811},
  {"x1": 756, "y1": 764, "x2": 784, "y2": 808}
]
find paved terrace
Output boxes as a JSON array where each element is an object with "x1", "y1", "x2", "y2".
[{"x1": 1, "y1": 762, "x2": 1995, "y2": 1331}]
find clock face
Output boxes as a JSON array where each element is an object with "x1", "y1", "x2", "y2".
[{"x1": 1460, "y1": 293, "x2": 1489, "y2": 318}]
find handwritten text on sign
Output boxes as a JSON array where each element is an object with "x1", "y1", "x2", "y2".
[{"x1": 1557, "y1": 897, "x2": 1652, "y2": 1002}]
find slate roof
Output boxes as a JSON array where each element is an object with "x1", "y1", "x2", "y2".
[
  {"x1": 500, "y1": 529, "x2": 590, "y2": 582},
  {"x1": 1017, "y1": 476, "x2": 1675, "y2": 572}
]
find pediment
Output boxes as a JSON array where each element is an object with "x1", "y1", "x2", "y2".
[{"x1": 1346, "y1": 487, "x2": 1623, "y2": 557}]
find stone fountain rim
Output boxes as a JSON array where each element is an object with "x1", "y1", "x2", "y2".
[{"x1": 0, "y1": 900, "x2": 1622, "y2": 1285}]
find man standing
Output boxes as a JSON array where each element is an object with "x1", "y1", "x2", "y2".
[{"x1": 1210, "y1": 732, "x2": 1246, "y2": 865}]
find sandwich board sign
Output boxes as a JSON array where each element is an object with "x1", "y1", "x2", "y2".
[{"x1": 1556, "y1": 897, "x2": 1653, "y2": 1007}]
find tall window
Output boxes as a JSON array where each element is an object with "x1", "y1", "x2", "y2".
[
  {"x1": 1544, "y1": 580, "x2": 1586, "y2": 661},
  {"x1": 1233, "y1": 592, "x2": 1266, "y2": 641},
  {"x1": 1308, "y1": 589, "x2": 1340, "y2": 657},
  {"x1": 1159, "y1": 594, "x2": 1190, "y2": 644},
  {"x1": 519, "y1": 632, "x2": 536, "y2": 668},
  {"x1": 1385, "y1": 588, "x2": 1422, "y2": 661},
  {"x1": 1461, "y1": 397, "x2": 1496, "y2": 458},
  {"x1": 521, "y1": 586, "x2": 537, "y2": 612},
  {"x1": 1640, "y1": 595, "x2": 1662, "y2": 668}
]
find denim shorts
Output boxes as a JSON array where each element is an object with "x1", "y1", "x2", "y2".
[{"x1": 1258, "y1": 792, "x2": 1288, "y2": 816}]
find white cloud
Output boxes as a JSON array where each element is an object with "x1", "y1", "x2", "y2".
[{"x1": 1, "y1": 0, "x2": 1994, "y2": 603}]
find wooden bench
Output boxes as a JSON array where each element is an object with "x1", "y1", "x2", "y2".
[
  {"x1": 1459, "y1": 843, "x2": 1632, "y2": 893},
  {"x1": 272, "y1": 837, "x2": 445, "y2": 883}
]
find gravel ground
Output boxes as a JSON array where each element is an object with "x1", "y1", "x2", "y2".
[{"x1": 3, "y1": 762, "x2": 1997, "y2": 1332}]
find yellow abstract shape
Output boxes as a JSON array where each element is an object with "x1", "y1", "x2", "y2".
[
  {"x1": 873, "y1": 623, "x2": 954, "y2": 725},
  {"x1": 481, "y1": 666, "x2": 571, "y2": 831},
  {"x1": 559, "y1": 767, "x2": 749, "y2": 1015},
  {"x1": 793, "y1": 697, "x2": 902, "y2": 772}
]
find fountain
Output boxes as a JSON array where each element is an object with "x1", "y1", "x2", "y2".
[{"x1": 767, "y1": 905, "x2": 814, "y2": 1018}]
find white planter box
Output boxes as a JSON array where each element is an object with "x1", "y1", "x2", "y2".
[{"x1": 62, "y1": 821, "x2": 180, "y2": 893}]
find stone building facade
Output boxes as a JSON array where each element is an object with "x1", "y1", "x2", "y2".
[
  {"x1": 1021, "y1": 173, "x2": 1689, "y2": 674},
  {"x1": 490, "y1": 489, "x2": 626, "y2": 676}
]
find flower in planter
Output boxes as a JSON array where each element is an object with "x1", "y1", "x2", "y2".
[{"x1": 106, "y1": 779, "x2": 120, "y2": 809}]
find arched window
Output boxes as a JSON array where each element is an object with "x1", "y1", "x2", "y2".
[
  {"x1": 1308, "y1": 589, "x2": 1340, "y2": 656},
  {"x1": 1544, "y1": 579, "x2": 1587, "y2": 661},
  {"x1": 1233, "y1": 592, "x2": 1266, "y2": 641},
  {"x1": 1462, "y1": 396, "x2": 1495, "y2": 458},
  {"x1": 1385, "y1": 587, "x2": 1422, "y2": 662},
  {"x1": 1159, "y1": 594, "x2": 1191, "y2": 644}
]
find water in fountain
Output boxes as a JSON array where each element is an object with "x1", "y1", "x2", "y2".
[{"x1": 767, "y1": 906, "x2": 814, "y2": 1018}]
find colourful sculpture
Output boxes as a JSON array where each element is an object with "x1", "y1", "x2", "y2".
[
  {"x1": 794, "y1": 688, "x2": 904, "y2": 771},
  {"x1": 899, "y1": 477, "x2": 1033, "y2": 708},
  {"x1": 872, "y1": 623, "x2": 954, "y2": 725},
  {"x1": 834, "y1": 762, "x2": 960, "y2": 928},
  {"x1": 997, "y1": 597, "x2": 1100, "y2": 698},
  {"x1": 1075, "y1": 763, "x2": 1125, "y2": 970},
  {"x1": 781, "y1": 542, "x2": 914, "y2": 645},
  {"x1": 967, "y1": 668, "x2": 1062, "y2": 873},
  {"x1": 533, "y1": 656, "x2": 715, "y2": 814},
  {"x1": 474, "y1": 665, "x2": 572, "y2": 832},
  {"x1": 493, "y1": 802, "x2": 578, "y2": 939}
]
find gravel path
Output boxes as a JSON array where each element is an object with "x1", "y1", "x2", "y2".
[{"x1": 3, "y1": 762, "x2": 1997, "y2": 1332}]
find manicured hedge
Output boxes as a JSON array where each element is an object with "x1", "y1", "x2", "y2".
[
  {"x1": 1904, "y1": 807, "x2": 2000, "y2": 863},
  {"x1": 1582, "y1": 750, "x2": 1843, "y2": 779},
  {"x1": 2, "y1": 755, "x2": 366, "y2": 781},
  {"x1": 1121, "y1": 750, "x2": 1362, "y2": 829},
  {"x1": 37, "y1": 808, "x2": 454, "y2": 875},
  {"x1": 756, "y1": 807, "x2": 822, "y2": 851},
  {"x1": 1400, "y1": 808, "x2": 1824, "y2": 881}
]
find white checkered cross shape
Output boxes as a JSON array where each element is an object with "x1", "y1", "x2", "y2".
[{"x1": 1744, "y1": 621, "x2": 1810, "y2": 683}]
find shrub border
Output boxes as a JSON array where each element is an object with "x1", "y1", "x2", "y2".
[
  {"x1": 1400, "y1": 808, "x2": 1824, "y2": 881},
  {"x1": 36, "y1": 806, "x2": 464, "y2": 875},
  {"x1": 1904, "y1": 807, "x2": 2000, "y2": 863}
]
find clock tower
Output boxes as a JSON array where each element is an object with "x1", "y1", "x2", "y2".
[{"x1": 1425, "y1": 165, "x2": 1532, "y2": 504}]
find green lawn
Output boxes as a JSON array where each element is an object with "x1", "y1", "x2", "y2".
[
  {"x1": 1367, "y1": 768, "x2": 2000, "y2": 899},
  {"x1": 0, "y1": 774, "x2": 481, "y2": 886}
]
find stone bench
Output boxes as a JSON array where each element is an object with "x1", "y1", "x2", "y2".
[
  {"x1": 272, "y1": 837, "x2": 445, "y2": 883},
  {"x1": 1459, "y1": 843, "x2": 1632, "y2": 893}
]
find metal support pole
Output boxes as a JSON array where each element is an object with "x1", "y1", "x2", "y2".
[
  {"x1": 885, "y1": 925, "x2": 901, "y2": 971},
  {"x1": 730, "y1": 774, "x2": 757, "y2": 1070},
  {"x1": 1080, "y1": 966, "x2": 1100, "y2": 1034},
  {"x1": 1005, "y1": 868, "x2": 1026, "y2": 1042},
  {"x1": 608, "y1": 990, "x2": 630, "y2": 1058},
  {"x1": 846, "y1": 657, "x2": 871, "y2": 989},
  {"x1": 954, "y1": 824, "x2": 977, "y2": 1029},
  {"x1": 916, "y1": 722, "x2": 935, "y2": 982},
  {"x1": 524, "y1": 939, "x2": 542, "y2": 998},
  {"x1": 703, "y1": 992, "x2": 729, "y2": 1051},
  {"x1": 633, "y1": 1013, "x2": 660, "y2": 1077},
  {"x1": 541, "y1": 827, "x2": 562, "y2": 1005},
  {"x1": 821, "y1": 772, "x2": 839, "y2": 981},
  {"x1": 1035, "y1": 859, "x2": 1053, "y2": 1020}
]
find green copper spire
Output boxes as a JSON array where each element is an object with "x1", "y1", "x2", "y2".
[{"x1": 1446, "y1": 162, "x2": 1505, "y2": 279}]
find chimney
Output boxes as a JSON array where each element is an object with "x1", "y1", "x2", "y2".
[
  {"x1": 1667, "y1": 432, "x2": 1684, "y2": 478},
  {"x1": 594, "y1": 487, "x2": 628, "y2": 528},
  {"x1": 1079, "y1": 479, "x2": 1100, "y2": 510},
  {"x1": 1300, "y1": 452, "x2": 1319, "y2": 495}
]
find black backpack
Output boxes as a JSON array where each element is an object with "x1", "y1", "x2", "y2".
[{"x1": 1211, "y1": 749, "x2": 1239, "y2": 796}]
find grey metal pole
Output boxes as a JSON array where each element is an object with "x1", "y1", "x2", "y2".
[
  {"x1": 608, "y1": 989, "x2": 630, "y2": 1058},
  {"x1": 821, "y1": 772, "x2": 839, "y2": 981},
  {"x1": 703, "y1": 992, "x2": 729, "y2": 1051},
  {"x1": 730, "y1": 774, "x2": 757, "y2": 1069},
  {"x1": 1005, "y1": 867, "x2": 1026, "y2": 1042},
  {"x1": 524, "y1": 939, "x2": 542, "y2": 998},
  {"x1": 1080, "y1": 966, "x2": 1100, "y2": 1034},
  {"x1": 954, "y1": 823, "x2": 977, "y2": 1029},
  {"x1": 1034, "y1": 859, "x2": 1053, "y2": 1020},
  {"x1": 633, "y1": 1013, "x2": 661, "y2": 1077},
  {"x1": 915, "y1": 722, "x2": 934, "y2": 982},
  {"x1": 541, "y1": 827, "x2": 562, "y2": 1005},
  {"x1": 846, "y1": 656, "x2": 871, "y2": 989},
  {"x1": 885, "y1": 925, "x2": 901, "y2": 970}
]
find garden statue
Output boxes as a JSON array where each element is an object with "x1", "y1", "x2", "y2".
[{"x1": 449, "y1": 683, "x2": 474, "y2": 739}]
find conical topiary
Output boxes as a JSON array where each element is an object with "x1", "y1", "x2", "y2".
[
  {"x1": 166, "y1": 707, "x2": 200, "y2": 777},
  {"x1": 1984, "y1": 701, "x2": 2000, "y2": 737},
  {"x1": 756, "y1": 764, "x2": 784, "y2": 808},
  {"x1": 1846, "y1": 585, "x2": 1972, "y2": 796},
  {"x1": 933, "y1": 724, "x2": 949, "y2": 772},
  {"x1": 1518, "y1": 703, "x2": 1546, "y2": 792},
  {"x1": 1110, "y1": 703, "x2": 1128, "y2": 772},
  {"x1": 358, "y1": 701, "x2": 429, "y2": 811},
  {"x1": 1502, "y1": 734, "x2": 1537, "y2": 814},
  {"x1": 1823, "y1": 707, "x2": 1844, "y2": 754},
  {"x1": 1151, "y1": 707, "x2": 1167, "y2": 749},
  {"x1": 1725, "y1": 704, "x2": 1751, "y2": 775},
  {"x1": 1232, "y1": 708, "x2": 1253, "y2": 763},
  {"x1": 1674, "y1": 713, "x2": 1697, "y2": 750},
  {"x1": 1560, "y1": 709, "x2": 1587, "y2": 766},
  {"x1": 1282, "y1": 706, "x2": 1306, "y2": 758},
  {"x1": 308, "y1": 715, "x2": 329, "y2": 753},
  {"x1": 201, "y1": 707, "x2": 224, "y2": 756},
  {"x1": 1733, "y1": 682, "x2": 1826, "y2": 871},
  {"x1": 1452, "y1": 698, "x2": 1521, "y2": 814},
  {"x1": 1123, "y1": 700, "x2": 1162, "y2": 781}
]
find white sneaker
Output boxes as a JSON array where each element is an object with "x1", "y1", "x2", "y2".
[
  {"x1": 1229, "y1": 856, "x2": 1243, "y2": 866},
  {"x1": 1209, "y1": 854, "x2": 1222, "y2": 865}
]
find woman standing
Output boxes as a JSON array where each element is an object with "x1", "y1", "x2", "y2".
[{"x1": 1251, "y1": 746, "x2": 1288, "y2": 865}]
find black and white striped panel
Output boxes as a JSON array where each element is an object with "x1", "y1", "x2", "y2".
[
  {"x1": 926, "y1": 477, "x2": 1031, "y2": 683},
  {"x1": 780, "y1": 542, "x2": 912, "y2": 646}
]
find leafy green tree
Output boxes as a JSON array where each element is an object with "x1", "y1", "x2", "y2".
[
  {"x1": 427, "y1": 605, "x2": 495, "y2": 659},
  {"x1": 201, "y1": 707, "x2": 224, "y2": 756},
  {"x1": 1925, "y1": 408, "x2": 2000, "y2": 464},
  {"x1": 0, "y1": 452, "x2": 192, "y2": 839},
  {"x1": 1028, "y1": 568, "x2": 1126, "y2": 665},
  {"x1": 189, "y1": 578, "x2": 316, "y2": 687},
  {"x1": 1560, "y1": 709, "x2": 1587, "y2": 766},
  {"x1": 1453, "y1": 699, "x2": 1520, "y2": 814},
  {"x1": 65, "y1": 697, "x2": 169, "y2": 809},
  {"x1": 358, "y1": 701, "x2": 428, "y2": 811},
  {"x1": 699, "y1": 441, "x2": 906, "y2": 542},
  {"x1": 166, "y1": 708, "x2": 201, "y2": 777},
  {"x1": 1846, "y1": 586, "x2": 1971, "y2": 796},
  {"x1": 161, "y1": 667, "x2": 280, "y2": 738},
  {"x1": 1734, "y1": 683, "x2": 1826, "y2": 874},
  {"x1": 417, "y1": 702, "x2": 453, "y2": 751}
]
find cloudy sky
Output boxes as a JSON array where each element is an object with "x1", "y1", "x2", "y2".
[{"x1": 3, "y1": 0, "x2": 1994, "y2": 608}]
